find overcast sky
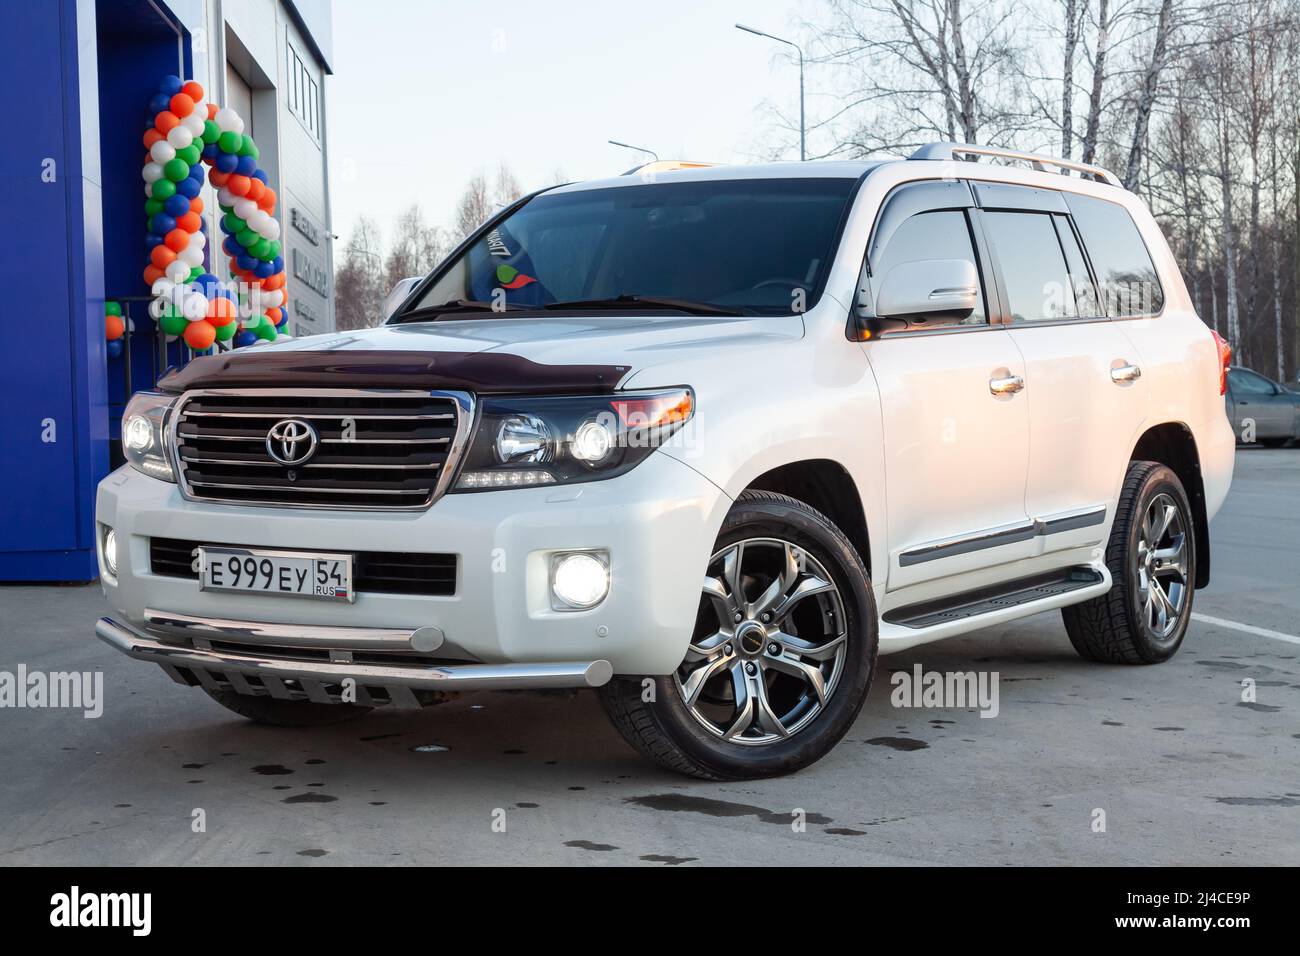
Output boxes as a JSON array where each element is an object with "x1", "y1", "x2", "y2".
[{"x1": 325, "y1": 0, "x2": 820, "y2": 248}]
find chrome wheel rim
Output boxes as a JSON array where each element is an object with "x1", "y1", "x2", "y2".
[
  {"x1": 675, "y1": 537, "x2": 847, "y2": 746},
  {"x1": 1136, "y1": 493, "x2": 1189, "y2": 640}
]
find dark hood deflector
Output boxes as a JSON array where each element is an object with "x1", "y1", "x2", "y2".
[{"x1": 157, "y1": 349, "x2": 632, "y2": 395}]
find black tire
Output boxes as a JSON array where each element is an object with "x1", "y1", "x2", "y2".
[
  {"x1": 1062, "y1": 461, "x2": 1196, "y2": 664},
  {"x1": 203, "y1": 688, "x2": 372, "y2": 727},
  {"x1": 599, "y1": 490, "x2": 878, "y2": 780}
]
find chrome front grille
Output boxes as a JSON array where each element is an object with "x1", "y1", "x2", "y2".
[{"x1": 171, "y1": 388, "x2": 471, "y2": 510}]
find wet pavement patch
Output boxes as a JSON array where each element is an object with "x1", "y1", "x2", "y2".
[
  {"x1": 1237, "y1": 702, "x2": 1281, "y2": 712},
  {"x1": 1102, "y1": 720, "x2": 1124, "y2": 726},
  {"x1": 1195, "y1": 660, "x2": 1248, "y2": 668},
  {"x1": 182, "y1": 763, "x2": 207, "y2": 770},
  {"x1": 625, "y1": 793, "x2": 831, "y2": 825},
  {"x1": 359, "y1": 733, "x2": 407, "y2": 742},
  {"x1": 640, "y1": 854, "x2": 697, "y2": 865},
  {"x1": 297, "y1": 849, "x2": 328, "y2": 857},
  {"x1": 825, "y1": 827, "x2": 868, "y2": 836},
  {"x1": 564, "y1": 839, "x2": 617, "y2": 851},
  {"x1": 1213, "y1": 795, "x2": 1300, "y2": 807},
  {"x1": 251, "y1": 764, "x2": 294, "y2": 775},
  {"x1": 516, "y1": 802, "x2": 540, "y2": 808},
  {"x1": 1154, "y1": 727, "x2": 1184, "y2": 732},
  {"x1": 305, "y1": 758, "x2": 326, "y2": 765},
  {"x1": 282, "y1": 792, "x2": 338, "y2": 804},
  {"x1": 865, "y1": 736, "x2": 930, "y2": 751}
]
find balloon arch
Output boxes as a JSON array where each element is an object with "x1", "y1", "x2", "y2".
[{"x1": 136, "y1": 74, "x2": 290, "y2": 353}]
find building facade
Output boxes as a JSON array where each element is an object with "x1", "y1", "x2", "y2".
[{"x1": 0, "y1": 0, "x2": 334, "y2": 581}]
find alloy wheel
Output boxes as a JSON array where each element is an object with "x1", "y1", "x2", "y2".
[
  {"x1": 675, "y1": 537, "x2": 847, "y2": 746},
  {"x1": 1136, "y1": 492, "x2": 1189, "y2": 640}
]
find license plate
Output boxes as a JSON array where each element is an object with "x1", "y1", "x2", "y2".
[{"x1": 198, "y1": 546, "x2": 354, "y2": 603}]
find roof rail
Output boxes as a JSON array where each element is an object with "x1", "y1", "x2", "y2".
[
  {"x1": 621, "y1": 160, "x2": 720, "y2": 176},
  {"x1": 909, "y1": 142, "x2": 1121, "y2": 187}
]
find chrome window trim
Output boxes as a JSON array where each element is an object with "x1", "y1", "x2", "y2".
[{"x1": 168, "y1": 387, "x2": 476, "y2": 512}]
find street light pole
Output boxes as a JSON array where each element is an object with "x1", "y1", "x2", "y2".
[{"x1": 736, "y1": 22, "x2": 805, "y2": 161}]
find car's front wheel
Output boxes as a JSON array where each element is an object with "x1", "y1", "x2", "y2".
[{"x1": 599, "y1": 490, "x2": 877, "y2": 780}]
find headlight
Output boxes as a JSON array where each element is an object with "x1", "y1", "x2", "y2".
[
  {"x1": 454, "y1": 387, "x2": 693, "y2": 491},
  {"x1": 121, "y1": 391, "x2": 177, "y2": 482}
]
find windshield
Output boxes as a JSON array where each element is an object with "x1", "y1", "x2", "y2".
[{"x1": 395, "y1": 177, "x2": 859, "y2": 320}]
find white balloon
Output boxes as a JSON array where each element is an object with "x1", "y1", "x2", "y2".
[
  {"x1": 179, "y1": 244, "x2": 204, "y2": 266},
  {"x1": 165, "y1": 334, "x2": 179, "y2": 343},
  {"x1": 165, "y1": 260, "x2": 190, "y2": 283},
  {"x1": 233, "y1": 198, "x2": 256, "y2": 220},
  {"x1": 148, "y1": 297, "x2": 167, "y2": 319},
  {"x1": 246, "y1": 210, "x2": 269, "y2": 232},
  {"x1": 264, "y1": 218, "x2": 281, "y2": 240},
  {"x1": 150, "y1": 278, "x2": 175, "y2": 298},
  {"x1": 182, "y1": 293, "x2": 208, "y2": 320},
  {"x1": 182, "y1": 113, "x2": 206, "y2": 137},
  {"x1": 215, "y1": 108, "x2": 243, "y2": 134},
  {"x1": 217, "y1": 187, "x2": 236, "y2": 208},
  {"x1": 263, "y1": 289, "x2": 284, "y2": 308},
  {"x1": 150, "y1": 140, "x2": 176, "y2": 164},
  {"x1": 166, "y1": 125, "x2": 193, "y2": 149},
  {"x1": 190, "y1": 231, "x2": 207, "y2": 249},
  {"x1": 142, "y1": 162, "x2": 164, "y2": 183}
]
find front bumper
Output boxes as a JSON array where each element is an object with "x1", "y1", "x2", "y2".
[{"x1": 96, "y1": 449, "x2": 730, "y2": 680}]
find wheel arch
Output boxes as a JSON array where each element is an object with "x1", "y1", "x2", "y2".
[
  {"x1": 743, "y1": 459, "x2": 873, "y2": 578},
  {"x1": 1129, "y1": 422, "x2": 1211, "y2": 588}
]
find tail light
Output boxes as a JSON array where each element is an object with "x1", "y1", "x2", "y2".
[{"x1": 1211, "y1": 330, "x2": 1231, "y2": 395}]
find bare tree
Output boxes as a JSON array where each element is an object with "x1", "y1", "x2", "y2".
[
  {"x1": 333, "y1": 216, "x2": 385, "y2": 331},
  {"x1": 1122, "y1": 0, "x2": 1176, "y2": 191}
]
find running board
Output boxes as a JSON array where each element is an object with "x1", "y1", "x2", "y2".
[{"x1": 882, "y1": 566, "x2": 1105, "y2": 629}]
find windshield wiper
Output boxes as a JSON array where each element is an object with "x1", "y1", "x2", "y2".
[
  {"x1": 393, "y1": 299, "x2": 519, "y2": 323},
  {"x1": 540, "y1": 295, "x2": 746, "y2": 317}
]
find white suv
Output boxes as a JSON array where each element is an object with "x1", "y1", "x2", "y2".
[{"x1": 97, "y1": 144, "x2": 1235, "y2": 779}]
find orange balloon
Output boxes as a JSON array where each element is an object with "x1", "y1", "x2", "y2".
[
  {"x1": 262, "y1": 272, "x2": 284, "y2": 290},
  {"x1": 150, "y1": 245, "x2": 177, "y2": 269},
  {"x1": 182, "y1": 81, "x2": 204, "y2": 102},
  {"x1": 207, "y1": 297, "x2": 237, "y2": 325},
  {"x1": 143, "y1": 265, "x2": 164, "y2": 285},
  {"x1": 189, "y1": 197, "x2": 204, "y2": 215},
  {"x1": 227, "y1": 175, "x2": 251, "y2": 197},
  {"x1": 183, "y1": 320, "x2": 216, "y2": 350},
  {"x1": 176, "y1": 211, "x2": 201, "y2": 233},
  {"x1": 207, "y1": 102, "x2": 218, "y2": 120},
  {"x1": 154, "y1": 110, "x2": 180, "y2": 133},
  {"x1": 245, "y1": 179, "x2": 265, "y2": 202},
  {"x1": 169, "y1": 93, "x2": 194, "y2": 117},
  {"x1": 143, "y1": 128, "x2": 163, "y2": 149},
  {"x1": 164, "y1": 228, "x2": 190, "y2": 253},
  {"x1": 257, "y1": 187, "x2": 276, "y2": 212},
  {"x1": 106, "y1": 315, "x2": 125, "y2": 341},
  {"x1": 209, "y1": 170, "x2": 230, "y2": 188}
]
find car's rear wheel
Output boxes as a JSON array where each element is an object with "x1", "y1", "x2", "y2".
[
  {"x1": 203, "y1": 688, "x2": 372, "y2": 727},
  {"x1": 1062, "y1": 461, "x2": 1196, "y2": 664},
  {"x1": 599, "y1": 490, "x2": 877, "y2": 780}
]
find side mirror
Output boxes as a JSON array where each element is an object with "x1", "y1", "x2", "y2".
[
  {"x1": 875, "y1": 258, "x2": 980, "y2": 321},
  {"x1": 382, "y1": 276, "x2": 424, "y2": 320}
]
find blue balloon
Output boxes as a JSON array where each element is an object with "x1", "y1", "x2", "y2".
[
  {"x1": 107, "y1": 338, "x2": 124, "y2": 359},
  {"x1": 234, "y1": 331, "x2": 257, "y2": 348},
  {"x1": 214, "y1": 152, "x2": 239, "y2": 174},
  {"x1": 201, "y1": 143, "x2": 219, "y2": 163},
  {"x1": 164, "y1": 194, "x2": 190, "y2": 217},
  {"x1": 252, "y1": 169, "x2": 269, "y2": 184},
  {"x1": 175, "y1": 177, "x2": 200, "y2": 200},
  {"x1": 145, "y1": 234, "x2": 163, "y2": 250},
  {"x1": 148, "y1": 93, "x2": 171, "y2": 115},
  {"x1": 235, "y1": 155, "x2": 257, "y2": 176},
  {"x1": 236, "y1": 253, "x2": 257, "y2": 271},
  {"x1": 270, "y1": 256, "x2": 284, "y2": 273},
  {"x1": 160, "y1": 75, "x2": 183, "y2": 96},
  {"x1": 221, "y1": 236, "x2": 240, "y2": 257},
  {"x1": 150, "y1": 213, "x2": 177, "y2": 235},
  {"x1": 254, "y1": 260, "x2": 275, "y2": 278}
]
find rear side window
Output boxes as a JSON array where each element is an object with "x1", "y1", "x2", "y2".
[
  {"x1": 1064, "y1": 194, "x2": 1164, "y2": 316},
  {"x1": 980, "y1": 211, "x2": 1074, "y2": 322},
  {"x1": 1228, "y1": 368, "x2": 1276, "y2": 395},
  {"x1": 874, "y1": 210, "x2": 987, "y2": 325}
]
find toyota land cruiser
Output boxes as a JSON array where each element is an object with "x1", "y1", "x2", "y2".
[{"x1": 96, "y1": 144, "x2": 1236, "y2": 779}]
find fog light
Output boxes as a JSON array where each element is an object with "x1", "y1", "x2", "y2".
[
  {"x1": 103, "y1": 528, "x2": 118, "y2": 577},
  {"x1": 550, "y1": 551, "x2": 610, "y2": 610}
]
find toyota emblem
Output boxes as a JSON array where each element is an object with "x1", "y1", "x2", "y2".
[{"x1": 266, "y1": 419, "x2": 319, "y2": 466}]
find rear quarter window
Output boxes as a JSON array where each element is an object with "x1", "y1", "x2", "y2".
[{"x1": 1064, "y1": 193, "x2": 1164, "y2": 317}]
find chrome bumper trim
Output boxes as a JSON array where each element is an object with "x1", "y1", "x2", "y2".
[
  {"x1": 96, "y1": 617, "x2": 614, "y2": 695},
  {"x1": 141, "y1": 608, "x2": 443, "y2": 653}
]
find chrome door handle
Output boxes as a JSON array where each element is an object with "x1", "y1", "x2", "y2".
[
  {"x1": 1111, "y1": 363, "x2": 1142, "y2": 383},
  {"x1": 989, "y1": 375, "x2": 1025, "y2": 395}
]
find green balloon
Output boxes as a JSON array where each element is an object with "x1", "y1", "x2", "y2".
[
  {"x1": 202, "y1": 120, "x2": 220, "y2": 144},
  {"x1": 251, "y1": 238, "x2": 271, "y2": 259},
  {"x1": 145, "y1": 198, "x2": 165, "y2": 217},
  {"x1": 222, "y1": 213, "x2": 244, "y2": 234},
  {"x1": 189, "y1": 266, "x2": 203, "y2": 281},
  {"x1": 268, "y1": 240, "x2": 282, "y2": 259},
  {"x1": 236, "y1": 228, "x2": 258, "y2": 249},
  {"x1": 214, "y1": 321, "x2": 237, "y2": 342},
  {"x1": 255, "y1": 322, "x2": 278, "y2": 342},
  {"x1": 151, "y1": 178, "x2": 176, "y2": 199},
  {"x1": 163, "y1": 158, "x2": 189, "y2": 182},
  {"x1": 105, "y1": 301, "x2": 122, "y2": 317},
  {"x1": 218, "y1": 131, "x2": 242, "y2": 154},
  {"x1": 159, "y1": 312, "x2": 187, "y2": 336},
  {"x1": 176, "y1": 144, "x2": 201, "y2": 166},
  {"x1": 239, "y1": 135, "x2": 258, "y2": 160}
]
